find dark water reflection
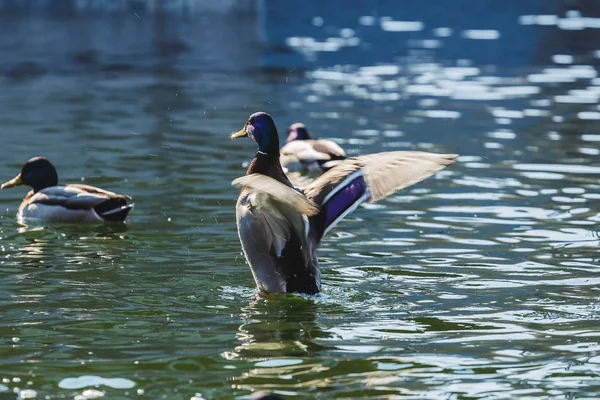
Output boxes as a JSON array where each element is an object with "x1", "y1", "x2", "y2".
[{"x1": 1, "y1": 1, "x2": 600, "y2": 399}]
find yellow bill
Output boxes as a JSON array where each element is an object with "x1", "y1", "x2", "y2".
[
  {"x1": 1, "y1": 173, "x2": 23, "y2": 189},
  {"x1": 230, "y1": 127, "x2": 248, "y2": 139}
]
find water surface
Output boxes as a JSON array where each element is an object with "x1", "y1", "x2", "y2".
[{"x1": 0, "y1": 2, "x2": 599, "y2": 399}]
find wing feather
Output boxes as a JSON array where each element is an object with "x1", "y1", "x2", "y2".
[
  {"x1": 67, "y1": 183, "x2": 132, "y2": 200},
  {"x1": 304, "y1": 151, "x2": 457, "y2": 204},
  {"x1": 29, "y1": 186, "x2": 108, "y2": 210},
  {"x1": 303, "y1": 151, "x2": 457, "y2": 242},
  {"x1": 232, "y1": 174, "x2": 319, "y2": 216}
]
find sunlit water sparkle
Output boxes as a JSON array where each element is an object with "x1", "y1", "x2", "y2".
[{"x1": 1, "y1": 1, "x2": 600, "y2": 399}]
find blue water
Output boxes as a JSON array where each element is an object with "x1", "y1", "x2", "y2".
[{"x1": 0, "y1": 1, "x2": 600, "y2": 399}]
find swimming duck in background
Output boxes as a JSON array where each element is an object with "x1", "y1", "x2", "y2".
[
  {"x1": 231, "y1": 112, "x2": 457, "y2": 295},
  {"x1": 280, "y1": 122, "x2": 346, "y2": 172},
  {"x1": 1, "y1": 157, "x2": 133, "y2": 223}
]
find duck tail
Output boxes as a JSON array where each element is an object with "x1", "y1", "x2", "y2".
[
  {"x1": 99, "y1": 204, "x2": 134, "y2": 222},
  {"x1": 94, "y1": 198, "x2": 134, "y2": 222}
]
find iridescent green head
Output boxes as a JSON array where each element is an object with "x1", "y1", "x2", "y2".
[
  {"x1": 231, "y1": 112, "x2": 280, "y2": 155},
  {"x1": 1, "y1": 157, "x2": 58, "y2": 193}
]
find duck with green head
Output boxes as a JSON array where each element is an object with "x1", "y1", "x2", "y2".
[
  {"x1": 231, "y1": 112, "x2": 458, "y2": 295},
  {"x1": 1, "y1": 157, "x2": 133, "y2": 223}
]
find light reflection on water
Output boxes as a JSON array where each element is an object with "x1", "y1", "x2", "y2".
[{"x1": 0, "y1": 1, "x2": 600, "y2": 399}]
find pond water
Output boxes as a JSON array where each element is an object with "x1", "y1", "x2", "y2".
[{"x1": 0, "y1": 1, "x2": 599, "y2": 399}]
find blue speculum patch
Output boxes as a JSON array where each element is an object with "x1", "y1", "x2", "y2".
[{"x1": 324, "y1": 174, "x2": 367, "y2": 229}]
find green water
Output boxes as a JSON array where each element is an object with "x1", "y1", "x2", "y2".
[{"x1": 1, "y1": 4, "x2": 600, "y2": 400}]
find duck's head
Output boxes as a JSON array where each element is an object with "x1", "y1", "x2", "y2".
[
  {"x1": 286, "y1": 122, "x2": 312, "y2": 143},
  {"x1": 1, "y1": 157, "x2": 58, "y2": 193},
  {"x1": 231, "y1": 112, "x2": 280, "y2": 155}
]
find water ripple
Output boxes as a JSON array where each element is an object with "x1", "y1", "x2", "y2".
[{"x1": 1, "y1": 2, "x2": 599, "y2": 399}]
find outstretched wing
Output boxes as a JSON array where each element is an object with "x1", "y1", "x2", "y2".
[
  {"x1": 232, "y1": 174, "x2": 319, "y2": 216},
  {"x1": 303, "y1": 151, "x2": 457, "y2": 242}
]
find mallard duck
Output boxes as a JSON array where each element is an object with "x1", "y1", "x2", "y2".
[
  {"x1": 280, "y1": 122, "x2": 346, "y2": 172},
  {"x1": 231, "y1": 112, "x2": 457, "y2": 294},
  {"x1": 1, "y1": 157, "x2": 133, "y2": 223}
]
